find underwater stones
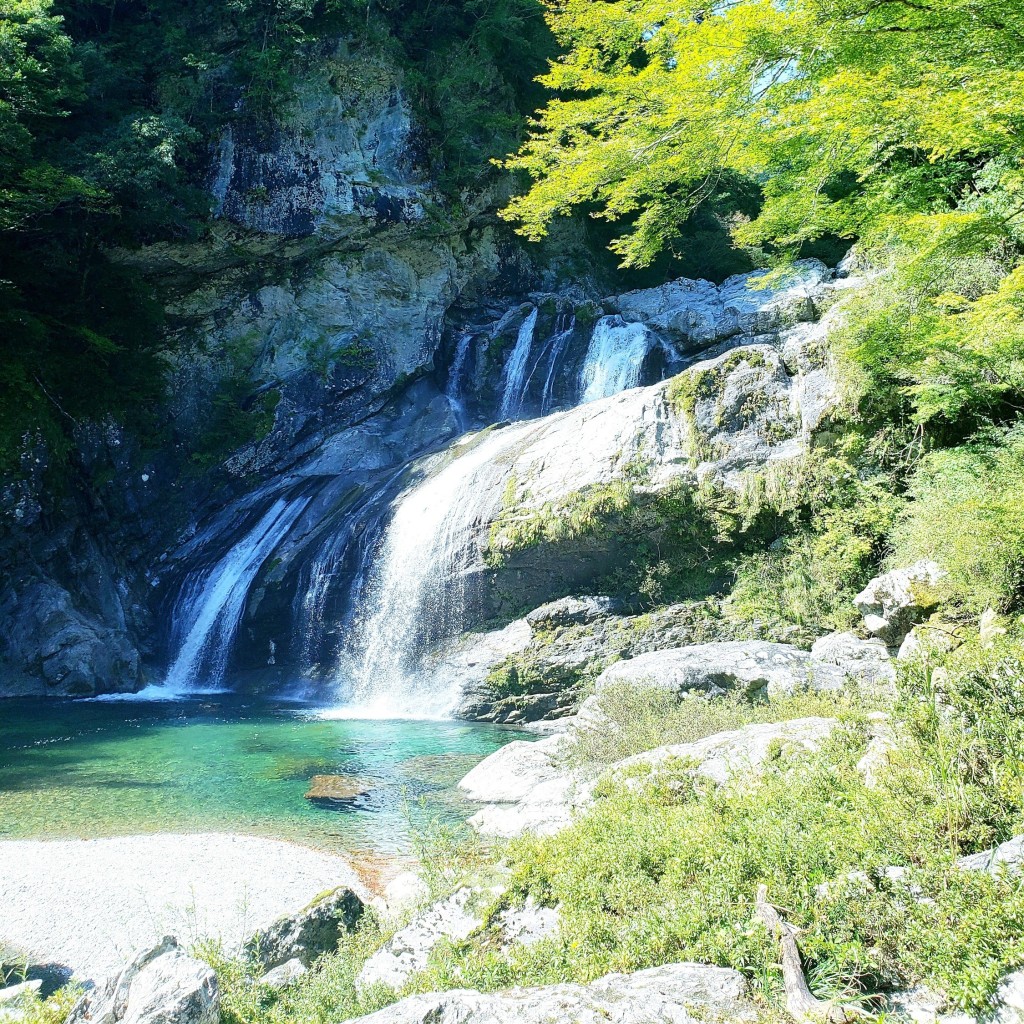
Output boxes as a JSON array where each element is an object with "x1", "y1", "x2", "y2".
[
  {"x1": 244, "y1": 887, "x2": 364, "y2": 970},
  {"x1": 67, "y1": 938, "x2": 218, "y2": 1024},
  {"x1": 612, "y1": 717, "x2": 839, "y2": 787},
  {"x1": 303, "y1": 775, "x2": 370, "y2": 802},
  {"x1": 594, "y1": 641, "x2": 847, "y2": 699},
  {"x1": 854, "y1": 560, "x2": 946, "y2": 647},
  {"x1": 348, "y1": 962, "x2": 755, "y2": 1024}
]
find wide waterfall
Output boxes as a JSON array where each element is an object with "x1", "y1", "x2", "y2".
[
  {"x1": 335, "y1": 424, "x2": 533, "y2": 718},
  {"x1": 579, "y1": 316, "x2": 652, "y2": 404},
  {"x1": 498, "y1": 308, "x2": 538, "y2": 420},
  {"x1": 163, "y1": 495, "x2": 311, "y2": 694},
  {"x1": 149, "y1": 292, "x2": 662, "y2": 713}
]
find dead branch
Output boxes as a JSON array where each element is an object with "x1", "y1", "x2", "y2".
[{"x1": 755, "y1": 885, "x2": 862, "y2": 1024}]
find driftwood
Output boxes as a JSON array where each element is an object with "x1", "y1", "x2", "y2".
[{"x1": 755, "y1": 885, "x2": 861, "y2": 1024}]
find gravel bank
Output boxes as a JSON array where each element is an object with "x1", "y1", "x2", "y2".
[{"x1": 0, "y1": 833, "x2": 369, "y2": 981}]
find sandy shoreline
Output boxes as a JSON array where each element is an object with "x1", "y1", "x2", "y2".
[{"x1": 0, "y1": 832, "x2": 371, "y2": 981}]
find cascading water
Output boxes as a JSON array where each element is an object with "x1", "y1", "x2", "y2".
[
  {"x1": 162, "y1": 494, "x2": 311, "y2": 694},
  {"x1": 498, "y1": 308, "x2": 538, "y2": 420},
  {"x1": 445, "y1": 331, "x2": 474, "y2": 426},
  {"x1": 578, "y1": 316, "x2": 652, "y2": 404},
  {"x1": 540, "y1": 314, "x2": 576, "y2": 413},
  {"x1": 334, "y1": 424, "x2": 533, "y2": 718}
]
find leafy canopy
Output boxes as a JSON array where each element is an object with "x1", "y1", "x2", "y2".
[{"x1": 500, "y1": 0, "x2": 1024, "y2": 268}]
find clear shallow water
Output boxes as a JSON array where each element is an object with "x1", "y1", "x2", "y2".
[{"x1": 0, "y1": 696, "x2": 519, "y2": 861}]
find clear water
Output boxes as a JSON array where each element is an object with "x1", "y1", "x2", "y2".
[{"x1": 0, "y1": 696, "x2": 520, "y2": 862}]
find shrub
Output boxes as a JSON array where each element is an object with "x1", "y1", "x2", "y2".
[{"x1": 888, "y1": 426, "x2": 1024, "y2": 614}]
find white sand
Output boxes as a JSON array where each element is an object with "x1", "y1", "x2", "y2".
[{"x1": 0, "y1": 833, "x2": 369, "y2": 981}]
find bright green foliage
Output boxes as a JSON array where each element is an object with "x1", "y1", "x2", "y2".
[
  {"x1": 889, "y1": 426, "x2": 1024, "y2": 614},
  {"x1": 501, "y1": 0, "x2": 1024, "y2": 267}
]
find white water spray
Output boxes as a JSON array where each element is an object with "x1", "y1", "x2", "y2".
[
  {"x1": 578, "y1": 316, "x2": 652, "y2": 404},
  {"x1": 540, "y1": 316, "x2": 576, "y2": 413},
  {"x1": 337, "y1": 424, "x2": 532, "y2": 718},
  {"x1": 498, "y1": 308, "x2": 538, "y2": 420},
  {"x1": 162, "y1": 494, "x2": 310, "y2": 694}
]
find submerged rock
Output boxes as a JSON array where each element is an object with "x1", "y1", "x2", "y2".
[
  {"x1": 244, "y1": 887, "x2": 364, "y2": 970},
  {"x1": 303, "y1": 775, "x2": 370, "y2": 802},
  {"x1": 349, "y1": 962, "x2": 754, "y2": 1024},
  {"x1": 67, "y1": 938, "x2": 218, "y2": 1024}
]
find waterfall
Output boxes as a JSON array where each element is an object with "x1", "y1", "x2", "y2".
[
  {"x1": 578, "y1": 316, "x2": 652, "y2": 404},
  {"x1": 163, "y1": 495, "x2": 310, "y2": 694},
  {"x1": 445, "y1": 331, "x2": 474, "y2": 425},
  {"x1": 540, "y1": 315, "x2": 576, "y2": 413},
  {"x1": 498, "y1": 308, "x2": 538, "y2": 420},
  {"x1": 334, "y1": 424, "x2": 532, "y2": 718},
  {"x1": 293, "y1": 467, "x2": 408, "y2": 673}
]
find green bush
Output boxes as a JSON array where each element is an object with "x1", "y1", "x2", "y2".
[{"x1": 889, "y1": 426, "x2": 1024, "y2": 614}]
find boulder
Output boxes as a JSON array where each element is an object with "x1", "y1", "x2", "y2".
[
  {"x1": 357, "y1": 889, "x2": 480, "y2": 992},
  {"x1": 304, "y1": 775, "x2": 370, "y2": 801},
  {"x1": 453, "y1": 602, "x2": 733, "y2": 724},
  {"x1": 856, "y1": 713, "x2": 898, "y2": 789},
  {"x1": 244, "y1": 887, "x2": 363, "y2": 970},
  {"x1": 594, "y1": 641, "x2": 847, "y2": 699},
  {"x1": 525, "y1": 597, "x2": 623, "y2": 631},
  {"x1": 67, "y1": 938, "x2": 218, "y2": 1024},
  {"x1": 957, "y1": 835, "x2": 1024, "y2": 875},
  {"x1": 854, "y1": 561, "x2": 946, "y2": 647},
  {"x1": 257, "y1": 959, "x2": 306, "y2": 991},
  {"x1": 348, "y1": 962, "x2": 754, "y2": 1024},
  {"x1": 375, "y1": 872, "x2": 430, "y2": 919},
  {"x1": 995, "y1": 970, "x2": 1024, "y2": 1024},
  {"x1": 810, "y1": 631, "x2": 896, "y2": 688},
  {"x1": 611, "y1": 259, "x2": 831, "y2": 349},
  {"x1": 612, "y1": 717, "x2": 838, "y2": 787},
  {"x1": 457, "y1": 734, "x2": 590, "y2": 838},
  {"x1": 492, "y1": 898, "x2": 561, "y2": 951}
]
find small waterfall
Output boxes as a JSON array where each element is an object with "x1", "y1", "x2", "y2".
[
  {"x1": 336, "y1": 424, "x2": 532, "y2": 718},
  {"x1": 163, "y1": 495, "x2": 310, "y2": 694},
  {"x1": 540, "y1": 315, "x2": 576, "y2": 413},
  {"x1": 293, "y1": 467, "x2": 408, "y2": 673},
  {"x1": 578, "y1": 316, "x2": 652, "y2": 404},
  {"x1": 445, "y1": 331, "x2": 474, "y2": 425},
  {"x1": 498, "y1": 308, "x2": 538, "y2": 420}
]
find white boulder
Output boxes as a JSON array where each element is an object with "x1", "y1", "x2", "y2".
[
  {"x1": 854, "y1": 561, "x2": 946, "y2": 646},
  {"x1": 613, "y1": 717, "x2": 838, "y2": 786},
  {"x1": 67, "y1": 938, "x2": 218, "y2": 1024},
  {"x1": 594, "y1": 641, "x2": 847, "y2": 698},
  {"x1": 348, "y1": 962, "x2": 754, "y2": 1024}
]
